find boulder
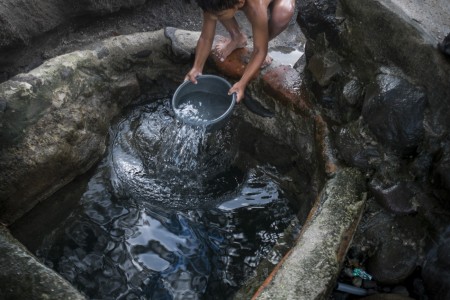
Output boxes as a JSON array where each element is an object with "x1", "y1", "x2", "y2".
[
  {"x1": 422, "y1": 230, "x2": 450, "y2": 299},
  {"x1": 334, "y1": 119, "x2": 382, "y2": 170},
  {"x1": 297, "y1": 0, "x2": 340, "y2": 47},
  {"x1": 362, "y1": 71, "x2": 427, "y2": 155},
  {"x1": 368, "y1": 178, "x2": 419, "y2": 215},
  {"x1": 354, "y1": 206, "x2": 427, "y2": 286}
]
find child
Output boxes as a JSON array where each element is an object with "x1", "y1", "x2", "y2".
[{"x1": 184, "y1": 0, "x2": 296, "y2": 103}]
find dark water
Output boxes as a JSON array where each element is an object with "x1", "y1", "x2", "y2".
[{"x1": 35, "y1": 99, "x2": 300, "y2": 300}]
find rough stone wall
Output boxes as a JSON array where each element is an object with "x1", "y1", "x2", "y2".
[
  {"x1": 0, "y1": 29, "x2": 197, "y2": 225},
  {"x1": 297, "y1": 0, "x2": 450, "y2": 298},
  {"x1": 340, "y1": 0, "x2": 450, "y2": 135},
  {"x1": 299, "y1": 0, "x2": 450, "y2": 215}
]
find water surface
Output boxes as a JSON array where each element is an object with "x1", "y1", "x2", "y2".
[{"x1": 34, "y1": 99, "x2": 301, "y2": 300}]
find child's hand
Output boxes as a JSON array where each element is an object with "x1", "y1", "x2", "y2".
[
  {"x1": 228, "y1": 82, "x2": 246, "y2": 103},
  {"x1": 184, "y1": 69, "x2": 202, "y2": 84}
]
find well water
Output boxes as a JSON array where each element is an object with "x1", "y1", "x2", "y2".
[
  {"x1": 175, "y1": 91, "x2": 232, "y2": 124},
  {"x1": 22, "y1": 99, "x2": 302, "y2": 299}
]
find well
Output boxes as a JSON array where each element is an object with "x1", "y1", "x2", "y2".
[{"x1": 0, "y1": 28, "x2": 365, "y2": 299}]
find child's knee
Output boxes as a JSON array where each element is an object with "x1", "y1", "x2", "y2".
[
  {"x1": 273, "y1": 9, "x2": 294, "y2": 28},
  {"x1": 272, "y1": 1, "x2": 295, "y2": 27}
]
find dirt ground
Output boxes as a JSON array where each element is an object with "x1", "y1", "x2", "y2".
[
  {"x1": 0, "y1": 0, "x2": 304, "y2": 83},
  {"x1": 0, "y1": 1, "x2": 203, "y2": 82}
]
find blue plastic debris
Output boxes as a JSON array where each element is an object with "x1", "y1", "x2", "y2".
[{"x1": 352, "y1": 268, "x2": 373, "y2": 280}]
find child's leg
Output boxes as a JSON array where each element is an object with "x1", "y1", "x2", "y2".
[
  {"x1": 214, "y1": 17, "x2": 247, "y2": 62},
  {"x1": 268, "y1": 0, "x2": 295, "y2": 40}
]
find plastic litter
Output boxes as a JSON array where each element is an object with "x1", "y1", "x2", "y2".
[
  {"x1": 352, "y1": 268, "x2": 373, "y2": 280},
  {"x1": 336, "y1": 282, "x2": 368, "y2": 296}
]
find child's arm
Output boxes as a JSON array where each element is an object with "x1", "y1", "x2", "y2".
[
  {"x1": 228, "y1": 8, "x2": 269, "y2": 102},
  {"x1": 185, "y1": 12, "x2": 217, "y2": 83}
]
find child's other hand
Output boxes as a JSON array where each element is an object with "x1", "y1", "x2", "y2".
[
  {"x1": 184, "y1": 69, "x2": 202, "y2": 84},
  {"x1": 228, "y1": 82, "x2": 245, "y2": 103}
]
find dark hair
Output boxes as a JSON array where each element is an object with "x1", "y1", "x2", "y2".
[{"x1": 194, "y1": 0, "x2": 240, "y2": 12}]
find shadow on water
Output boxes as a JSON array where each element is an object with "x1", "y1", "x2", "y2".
[{"x1": 12, "y1": 98, "x2": 308, "y2": 300}]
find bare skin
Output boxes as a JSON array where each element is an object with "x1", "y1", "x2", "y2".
[
  {"x1": 185, "y1": 0, "x2": 295, "y2": 103},
  {"x1": 214, "y1": 34, "x2": 272, "y2": 67},
  {"x1": 214, "y1": 34, "x2": 247, "y2": 62}
]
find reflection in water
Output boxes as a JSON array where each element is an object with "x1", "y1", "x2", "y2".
[
  {"x1": 37, "y1": 99, "x2": 299, "y2": 300},
  {"x1": 268, "y1": 46, "x2": 304, "y2": 67}
]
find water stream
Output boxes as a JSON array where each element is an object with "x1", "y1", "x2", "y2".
[{"x1": 31, "y1": 99, "x2": 303, "y2": 300}]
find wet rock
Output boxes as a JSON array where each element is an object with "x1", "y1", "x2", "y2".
[
  {"x1": 422, "y1": 230, "x2": 450, "y2": 299},
  {"x1": 409, "y1": 150, "x2": 433, "y2": 183},
  {"x1": 298, "y1": 0, "x2": 450, "y2": 295},
  {"x1": 297, "y1": 0, "x2": 340, "y2": 46},
  {"x1": 262, "y1": 65, "x2": 308, "y2": 110},
  {"x1": 0, "y1": 225, "x2": 86, "y2": 299},
  {"x1": 307, "y1": 49, "x2": 342, "y2": 87},
  {"x1": 357, "y1": 208, "x2": 426, "y2": 286},
  {"x1": 341, "y1": 78, "x2": 364, "y2": 107},
  {"x1": 340, "y1": 0, "x2": 450, "y2": 134},
  {"x1": 362, "y1": 72, "x2": 426, "y2": 155},
  {"x1": 433, "y1": 141, "x2": 450, "y2": 192},
  {"x1": 366, "y1": 241, "x2": 418, "y2": 286},
  {"x1": 368, "y1": 178, "x2": 418, "y2": 215},
  {"x1": 438, "y1": 32, "x2": 450, "y2": 57},
  {"x1": 336, "y1": 78, "x2": 365, "y2": 122},
  {"x1": 334, "y1": 119, "x2": 382, "y2": 170}
]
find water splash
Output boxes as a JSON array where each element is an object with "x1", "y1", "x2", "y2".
[
  {"x1": 174, "y1": 92, "x2": 232, "y2": 125},
  {"x1": 156, "y1": 124, "x2": 207, "y2": 172},
  {"x1": 110, "y1": 100, "x2": 236, "y2": 209}
]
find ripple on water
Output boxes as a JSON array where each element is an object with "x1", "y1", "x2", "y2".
[{"x1": 36, "y1": 99, "x2": 300, "y2": 300}]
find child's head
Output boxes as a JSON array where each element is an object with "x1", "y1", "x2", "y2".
[{"x1": 195, "y1": 0, "x2": 242, "y2": 13}]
